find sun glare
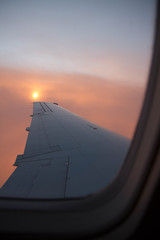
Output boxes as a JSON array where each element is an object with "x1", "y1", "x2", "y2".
[{"x1": 32, "y1": 92, "x2": 38, "y2": 99}]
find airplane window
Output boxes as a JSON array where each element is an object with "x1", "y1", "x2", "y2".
[{"x1": 0, "y1": 0, "x2": 156, "y2": 198}]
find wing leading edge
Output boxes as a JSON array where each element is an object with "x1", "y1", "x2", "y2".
[{"x1": 0, "y1": 102, "x2": 130, "y2": 198}]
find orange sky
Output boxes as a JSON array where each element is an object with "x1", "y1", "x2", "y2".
[{"x1": 0, "y1": 67, "x2": 145, "y2": 187}]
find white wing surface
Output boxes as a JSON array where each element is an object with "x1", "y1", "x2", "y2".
[{"x1": 0, "y1": 102, "x2": 130, "y2": 198}]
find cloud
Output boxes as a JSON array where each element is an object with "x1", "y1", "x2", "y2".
[{"x1": 0, "y1": 67, "x2": 145, "y2": 187}]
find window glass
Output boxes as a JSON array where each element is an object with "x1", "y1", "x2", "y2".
[{"x1": 0, "y1": 0, "x2": 156, "y2": 198}]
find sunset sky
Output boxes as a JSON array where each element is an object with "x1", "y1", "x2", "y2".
[{"x1": 0, "y1": 0, "x2": 156, "y2": 187}]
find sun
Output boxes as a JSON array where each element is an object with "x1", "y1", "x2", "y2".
[{"x1": 32, "y1": 92, "x2": 39, "y2": 99}]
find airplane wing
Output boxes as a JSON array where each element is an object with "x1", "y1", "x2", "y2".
[{"x1": 0, "y1": 102, "x2": 130, "y2": 199}]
